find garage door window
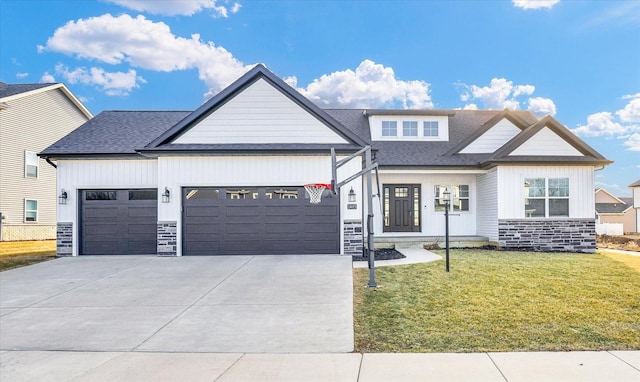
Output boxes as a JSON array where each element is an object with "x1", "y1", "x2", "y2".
[
  {"x1": 185, "y1": 188, "x2": 220, "y2": 199},
  {"x1": 129, "y1": 190, "x2": 157, "y2": 200},
  {"x1": 86, "y1": 191, "x2": 117, "y2": 200},
  {"x1": 226, "y1": 188, "x2": 258, "y2": 199},
  {"x1": 266, "y1": 188, "x2": 299, "y2": 200}
]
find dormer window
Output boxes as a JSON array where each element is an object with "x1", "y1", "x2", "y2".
[
  {"x1": 423, "y1": 121, "x2": 439, "y2": 137},
  {"x1": 382, "y1": 121, "x2": 397, "y2": 137},
  {"x1": 403, "y1": 121, "x2": 418, "y2": 136}
]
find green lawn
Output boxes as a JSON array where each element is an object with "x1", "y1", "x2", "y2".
[{"x1": 353, "y1": 250, "x2": 640, "y2": 353}]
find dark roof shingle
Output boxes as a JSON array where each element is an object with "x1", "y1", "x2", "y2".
[{"x1": 0, "y1": 82, "x2": 54, "y2": 99}]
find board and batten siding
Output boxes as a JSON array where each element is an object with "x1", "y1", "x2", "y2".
[
  {"x1": 510, "y1": 127, "x2": 583, "y2": 156},
  {"x1": 459, "y1": 118, "x2": 521, "y2": 154},
  {"x1": 497, "y1": 166, "x2": 595, "y2": 219},
  {"x1": 476, "y1": 169, "x2": 498, "y2": 241},
  {"x1": 372, "y1": 172, "x2": 479, "y2": 237},
  {"x1": 0, "y1": 87, "x2": 89, "y2": 239},
  {"x1": 173, "y1": 78, "x2": 348, "y2": 145},
  {"x1": 158, "y1": 155, "x2": 362, "y2": 256}
]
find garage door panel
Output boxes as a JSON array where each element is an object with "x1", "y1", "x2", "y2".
[
  {"x1": 127, "y1": 206, "x2": 156, "y2": 218},
  {"x1": 84, "y1": 240, "x2": 120, "y2": 254},
  {"x1": 183, "y1": 186, "x2": 339, "y2": 256},
  {"x1": 128, "y1": 224, "x2": 156, "y2": 235},
  {"x1": 84, "y1": 207, "x2": 118, "y2": 219},
  {"x1": 185, "y1": 206, "x2": 221, "y2": 217},
  {"x1": 84, "y1": 223, "x2": 119, "y2": 235}
]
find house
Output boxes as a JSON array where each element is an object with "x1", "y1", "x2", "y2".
[
  {"x1": 40, "y1": 64, "x2": 611, "y2": 256},
  {"x1": 631, "y1": 179, "x2": 640, "y2": 233},
  {"x1": 0, "y1": 82, "x2": 92, "y2": 241},
  {"x1": 595, "y1": 188, "x2": 636, "y2": 234}
]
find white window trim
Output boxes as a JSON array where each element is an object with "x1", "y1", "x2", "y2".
[
  {"x1": 434, "y1": 184, "x2": 471, "y2": 213},
  {"x1": 25, "y1": 151, "x2": 39, "y2": 178},
  {"x1": 370, "y1": 115, "x2": 450, "y2": 141},
  {"x1": 24, "y1": 199, "x2": 38, "y2": 223}
]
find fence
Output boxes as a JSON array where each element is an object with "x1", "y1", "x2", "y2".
[{"x1": 596, "y1": 223, "x2": 624, "y2": 236}]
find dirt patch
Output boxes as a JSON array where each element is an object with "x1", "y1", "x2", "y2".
[{"x1": 597, "y1": 235, "x2": 640, "y2": 252}]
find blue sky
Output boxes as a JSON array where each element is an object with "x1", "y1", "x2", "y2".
[{"x1": 1, "y1": 0, "x2": 638, "y2": 195}]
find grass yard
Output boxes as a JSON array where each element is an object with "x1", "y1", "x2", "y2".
[
  {"x1": 353, "y1": 250, "x2": 640, "y2": 353},
  {"x1": 0, "y1": 240, "x2": 57, "y2": 271}
]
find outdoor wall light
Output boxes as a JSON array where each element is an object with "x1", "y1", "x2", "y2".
[
  {"x1": 161, "y1": 187, "x2": 170, "y2": 203},
  {"x1": 58, "y1": 189, "x2": 68, "y2": 205},
  {"x1": 348, "y1": 187, "x2": 356, "y2": 203}
]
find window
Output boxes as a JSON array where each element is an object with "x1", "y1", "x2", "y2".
[
  {"x1": 85, "y1": 191, "x2": 117, "y2": 200},
  {"x1": 185, "y1": 188, "x2": 219, "y2": 200},
  {"x1": 25, "y1": 199, "x2": 38, "y2": 222},
  {"x1": 382, "y1": 121, "x2": 397, "y2": 136},
  {"x1": 25, "y1": 151, "x2": 38, "y2": 178},
  {"x1": 266, "y1": 188, "x2": 298, "y2": 200},
  {"x1": 453, "y1": 185, "x2": 469, "y2": 212},
  {"x1": 524, "y1": 178, "x2": 569, "y2": 217},
  {"x1": 423, "y1": 121, "x2": 439, "y2": 137},
  {"x1": 403, "y1": 121, "x2": 418, "y2": 136},
  {"x1": 434, "y1": 185, "x2": 470, "y2": 212},
  {"x1": 226, "y1": 188, "x2": 258, "y2": 199},
  {"x1": 129, "y1": 190, "x2": 157, "y2": 200}
]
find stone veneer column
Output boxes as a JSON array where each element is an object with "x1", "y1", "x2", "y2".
[
  {"x1": 343, "y1": 219, "x2": 363, "y2": 256},
  {"x1": 56, "y1": 222, "x2": 73, "y2": 256},
  {"x1": 157, "y1": 222, "x2": 177, "y2": 256},
  {"x1": 498, "y1": 218, "x2": 596, "y2": 253}
]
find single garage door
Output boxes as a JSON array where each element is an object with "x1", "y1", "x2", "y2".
[
  {"x1": 183, "y1": 187, "x2": 340, "y2": 255},
  {"x1": 80, "y1": 189, "x2": 158, "y2": 255}
]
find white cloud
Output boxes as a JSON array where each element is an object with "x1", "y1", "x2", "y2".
[
  {"x1": 40, "y1": 72, "x2": 56, "y2": 82},
  {"x1": 105, "y1": 0, "x2": 241, "y2": 17},
  {"x1": 40, "y1": 13, "x2": 253, "y2": 96},
  {"x1": 573, "y1": 112, "x2": 627, "y2": 137},
  {"x1": 623, "y1": 133, "x2": 640, "y2": 151},
  {"x1": 512, "y1": 0, "x2": 560, "y2": 10},
  {"x1": 458, "y1": 78, "x2": 556, "y2": 116},
  {"x1": 54, "y1": 64, "x2": 145, "y2": 96},
  {"x1": 16, "y1": 72, "x2": 28, "y2": 79},
  {"x1": 616, "y1": 96, "x2": 640, "y2": 123},
  {"x1": 574, "y1": 95, "x2": 640, "y2": 145},
  {"x1": 528, "y1": 97, "x2": 557, "y2": 117},
  {"x1": 291, "y1": 60, "x2": 433, "y2": 109}
]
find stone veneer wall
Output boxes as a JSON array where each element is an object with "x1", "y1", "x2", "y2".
[
  {"x1": 56, "y1": 222, "x2": 73, "y2": 256},
  {"x1": 343, "y1": 220, "x2": 363, "y2": 256},
  {"x1": 157, "y1": 222, "x2": 177, "y2": 256},
  {"x1": 498, "y1": 218, "x2": 596, "y2": 253}
]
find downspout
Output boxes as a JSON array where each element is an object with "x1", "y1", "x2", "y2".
[{"x1": 45, "y1": 156, "x2": 57, "y2": 169}]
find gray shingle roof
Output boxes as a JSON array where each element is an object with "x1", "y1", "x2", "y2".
[
  {"x1": 596, "y1": 203, "x2": 632, "y2": 214},
  {"x1": 630, "y1": 179, "x2": 640, "y2": 187},
  {"x1": 0, "y1": 82, "x2": 54, "y2": 99},
  {"x1": 41, "y1": 111, "x2": 190, "y2": 156}
]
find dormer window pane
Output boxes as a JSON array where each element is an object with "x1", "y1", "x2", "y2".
[
  {"x1": 403, "y1": 121, "x2": 418, "y2": 136},
  {"x1": 423, "y1": 121, "x2": 439, "y2": 137},
  {"x1": 382, "y1": 121, "x2": 397, "y2": 136}
]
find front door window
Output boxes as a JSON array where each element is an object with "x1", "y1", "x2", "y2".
[{"x1": 383, "y1": 184, "x2": 421, "y2": 232}]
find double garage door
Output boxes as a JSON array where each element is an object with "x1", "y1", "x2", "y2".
[
  {"x1": 182, "y1": 187, "x2": 340, "y2": 255},
  {"x1": 80, "y1": 187, "x2": 340, "y2": 256}
]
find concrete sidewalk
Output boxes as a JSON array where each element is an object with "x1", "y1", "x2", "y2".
[{"x1": 1, "y1": 350, "x2": 639, "y2": 381}]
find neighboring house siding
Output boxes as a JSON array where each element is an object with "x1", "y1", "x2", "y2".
[
  {"x1": 0, "y1": 88, "x2": 88, "y2": 240},
  {"x1": 476, "y1": 169, "x2": 498, "y2": 242},
  {"x1": 497, "y1": 166, "x2": 595, "y2": 219},
  {"x1": 459, "y1": 119, "x2": 520, "y2": 153},
  {"x1": 595, "y1": 190, "x2": 621, "y2": 203},
  {"x1": 57, "y1": 159, "x2": 158, "y2": 256},
  {"x1": 173, "y1": 78, "x2": 348, "y2": 145},
  {"x1": 509, "y1": 127, "x2": 582, "y2": 156}
]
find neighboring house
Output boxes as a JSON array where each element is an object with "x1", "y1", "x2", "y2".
[
  {"x1": 631, "y1": 179, "x2": 640, "y2": 233},
  {"x1": 595, "y1": 188, "x2": 636, "y2": 234},
  {"x1": 0, "y1": 82, "x2": 92, "y2": 241},
  {"x1": 41, "y1": 64, "x2": 611, "y2": 256}
]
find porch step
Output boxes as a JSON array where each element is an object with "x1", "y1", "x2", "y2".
[{"x1": 372, "y1": 236, "x2": 491, "y2": 249}]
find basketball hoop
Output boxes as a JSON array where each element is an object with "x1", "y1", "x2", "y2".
[{"x1": 304, "y1": 183, "x2": 332, "y2": 204}]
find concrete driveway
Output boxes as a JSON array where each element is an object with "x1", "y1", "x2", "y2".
[{"x1": 0, "y1": 255, "x2": 353, "y2": 353}]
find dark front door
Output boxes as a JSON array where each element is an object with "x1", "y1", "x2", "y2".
[{"x1": 383, "y1": 184, "x2": 421, "y2": 232}]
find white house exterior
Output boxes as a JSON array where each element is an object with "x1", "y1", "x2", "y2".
[
  {"x1": 0, "y1": 82, "x2": 92, "y2": 241},
  {"x1": 41, "y1": 65, "x2": 611, "y2": 256},
  {"x1": 631, "y1": 179, "x2": 640, "y2": 233}
]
